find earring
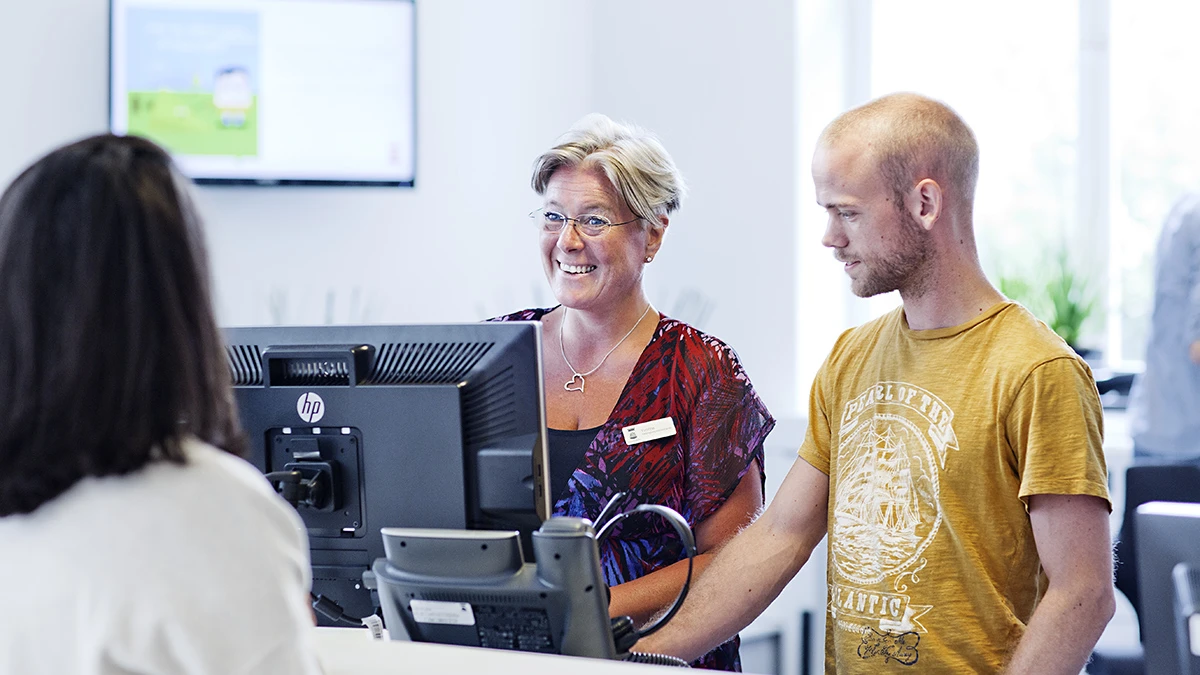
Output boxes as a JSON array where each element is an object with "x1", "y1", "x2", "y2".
[{"x1": 644, "y1": 256, "x2": 654, "y2": 263}]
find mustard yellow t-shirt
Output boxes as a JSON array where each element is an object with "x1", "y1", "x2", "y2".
[{"x1": 799, "y1": 302, "x2": 1109, "y2": 673}]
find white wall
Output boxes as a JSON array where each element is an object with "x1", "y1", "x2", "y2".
[
  {"x1": 0, "y1": 0, "x2": 594, "y2": 324},
  {"x1": 0, "y1": 0, "x2": 805, "y2": 417},
  {"x1": 591, "y1": 0, "x2": 799, "y2": 416},
  {"x1": 0, "y1": 0, "x2": 111, "y2": 183},
  {"x1": 198, "y1": 1, "x2": 602, "y2": 332}
]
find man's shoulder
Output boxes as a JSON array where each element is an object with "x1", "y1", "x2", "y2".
[
  {"x1": 1174, "y1": 192, "x2": 1200, "y2": 225},
  {"x1": 825, "y1": 306, "x2": 905, "y2": 361},
  {"x1": 822, "y1": 303, "x2": 1086, "y2": 376},
  {"x1": 984, "y1": 302, "x2": 1085, "y2": 369}
]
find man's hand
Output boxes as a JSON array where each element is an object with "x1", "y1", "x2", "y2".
[{"x1": 1190, "y1": 340, "x2": 1200, "y2": 365}]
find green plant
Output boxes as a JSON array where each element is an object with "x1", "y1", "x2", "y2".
[
  {"x1": 1043, "y1": 250, "x2": 1097, "y2": 348},
  {"x1": 999, "y1": 250, "x2": 1098, "y2": 348},
  {"x1": 998, "y1": 275, "x2": 1034, "y2": 309}
]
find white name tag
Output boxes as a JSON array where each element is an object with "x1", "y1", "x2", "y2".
[
  {"x1": 410, "y1": 599, "x2": 476, "y2": 626},
  {"x1": 622, "y1": 417, "x2": 677, "y2": 445}
]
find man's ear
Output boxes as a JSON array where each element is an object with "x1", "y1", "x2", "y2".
[{"x1": 909, "y1": 178, "x2": 942, "y2": 231}]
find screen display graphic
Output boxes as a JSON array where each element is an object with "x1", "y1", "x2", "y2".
[
  {"x1": 125, "y1": 8, "x2": 261, "y2": 157},
  {"x1": 110, "y1": 0, "x2": 416, "y2": 186}
]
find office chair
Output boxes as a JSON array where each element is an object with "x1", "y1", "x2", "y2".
[{"x1": 1089, "y1": 461, "x2": 1200, "y2": 675}]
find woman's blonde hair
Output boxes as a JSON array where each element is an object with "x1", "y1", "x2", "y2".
[{"x1": 531, "y1": 113, "x2": 687, "y2": 225}]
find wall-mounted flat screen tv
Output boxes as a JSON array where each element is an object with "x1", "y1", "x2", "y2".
[{"x1": 109, "y1": 0, "x2": 416, "y2": 186}]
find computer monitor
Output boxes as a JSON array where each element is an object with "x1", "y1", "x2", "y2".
[
  {"x1": 1135, "y1": 501, "x2": 1200, "y2": 675},
  {"x1": 224, "y1": 322, "x2": 551, "y2": 624}
]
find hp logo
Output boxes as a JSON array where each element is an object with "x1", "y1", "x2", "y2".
[{"x1": 297, "y1": 392, "x2": 325, "y2": 424}]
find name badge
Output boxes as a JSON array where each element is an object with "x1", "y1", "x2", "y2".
[{"x1": 622, "y1": 417, "x2": 677, "y2": 445}]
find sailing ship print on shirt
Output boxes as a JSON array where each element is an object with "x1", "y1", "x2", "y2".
[
  {"x1": 828, "y1": 382, "x2": 959, "y2": 663},
  {"x1": 834, "y1": 415, "x2": 938, "y2": 584}
]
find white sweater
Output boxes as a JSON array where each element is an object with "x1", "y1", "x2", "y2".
[{"x1": 0, "y1": 438, "x2": 323, "y2": 674}]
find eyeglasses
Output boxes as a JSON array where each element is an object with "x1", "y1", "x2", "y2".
[{"x1": 528, "y1": 209, "x2": 642, "y2": 237}]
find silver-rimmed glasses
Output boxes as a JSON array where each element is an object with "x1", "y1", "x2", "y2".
[{"x1": 528, "y1": 209, "x2": 642, "y2": 237}]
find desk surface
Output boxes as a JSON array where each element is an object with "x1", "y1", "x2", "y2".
[{"x1": 312, "y1": 627, "x2": 688, "y2": 674}]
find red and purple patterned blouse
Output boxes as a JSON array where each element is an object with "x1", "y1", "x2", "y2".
[{"x1": 493, "y1": 308, "x2": 775, "y2": 671}]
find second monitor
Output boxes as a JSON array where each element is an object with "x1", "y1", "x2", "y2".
[{"x1": 224, "y1": 322, "x2": 551, "y2": 623}]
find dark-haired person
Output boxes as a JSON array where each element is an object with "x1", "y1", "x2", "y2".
[
  {"x1": 493, "y1": 114, "x2": 774, "y2": 670},
  {"x1": 0, "y1": 135, "x2": 323, "y2": 674}
]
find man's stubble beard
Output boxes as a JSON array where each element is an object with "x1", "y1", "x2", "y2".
[{"x1": 851, "y1": 208, "x2": 934, "y2": 299}]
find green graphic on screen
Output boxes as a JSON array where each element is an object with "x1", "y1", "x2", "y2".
[{"x1": 124, "y1": 8, "x2": 260, "y2": 157}]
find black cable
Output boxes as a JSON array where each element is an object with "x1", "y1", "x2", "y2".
[
  {"x1": 595, "y1": 502, "x2": 697, "y2": 639},
  {"x1": 264, "y1": 470, "x2": 309, "y2": 507},
  {"x1": 310, "y1": 592, "x2": 365, "y2": 627},
  {"x1": 593, "y1": 491, "x2": 629, "y2": 532}
]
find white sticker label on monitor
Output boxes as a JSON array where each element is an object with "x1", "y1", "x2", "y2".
[
  {"x1": 410, "y1": 600, "x2": 476, "y2": 626},
  {"x1": 1190, "y1": 613, "x2": 1200, "y2": 656},
  {"x1": 296, "y1": 392, "x2": 325, "y2": 424},
  {"x1": 622, "y1": 417, "x2": 676, "y2": 445}
]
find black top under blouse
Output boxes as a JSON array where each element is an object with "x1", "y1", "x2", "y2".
[{"x1": 546, "y1": 426, "x2": 603, "y2": 501}]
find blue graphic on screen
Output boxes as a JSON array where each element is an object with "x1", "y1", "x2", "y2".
[
  {"x1": 125, "y1": 8, "x2": 259, "y2": 91},
  {"x1": 123, "y1": 7, "x2": 261, "y2": 156}
]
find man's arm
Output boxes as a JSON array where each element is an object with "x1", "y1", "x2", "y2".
[
  {"x1": 635, "y1": 457, "x2": 829, "y2": 662},
  {"x1": 1003, "y1": 494, "x2": 1115, "y2": 674}
]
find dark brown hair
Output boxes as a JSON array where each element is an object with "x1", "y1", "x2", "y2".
[{"x1": 0, "y1": 134, "x2": 245, "y2": 516}]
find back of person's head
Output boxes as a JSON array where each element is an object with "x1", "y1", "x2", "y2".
[
  {"x1": 531, "y1": 113, "x2": 687, "y2": 224},
  {"x1": 821, "y1": 92, "x2": 979, "y2": 218},
  {"x1": 0, "y1": 134, "x2": 244, "y2": 517}
]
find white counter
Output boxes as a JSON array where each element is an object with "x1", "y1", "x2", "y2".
[{"x1": 312, "y1": 627, "x2": 693, "y2": 674}]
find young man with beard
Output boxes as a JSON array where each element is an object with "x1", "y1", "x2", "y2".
[{"x1": 637, "y1": 93, "x2": 1114, "y2": 673}]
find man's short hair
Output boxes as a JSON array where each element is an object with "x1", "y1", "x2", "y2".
[{"x1": 821, "y1": 93, "x2": 979, "y2": 210}]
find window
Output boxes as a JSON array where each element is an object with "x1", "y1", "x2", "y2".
[
  {"x1": 871, "y1": 1, "x2": 1083, "y2": 328},
  {"x1": 844, "y1": 0, "x2": 1195, "y2": 366},
  {"x1": 1110, "y1": 0, "x2": 1200, "y2": 362},
  {"x1": 794, "y1": 0, "x2": 1190, "y2": 409}
]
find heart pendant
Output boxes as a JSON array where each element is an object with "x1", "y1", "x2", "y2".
[{"x1": 564, "y1": 374, "x2": 585, "y2": 393}]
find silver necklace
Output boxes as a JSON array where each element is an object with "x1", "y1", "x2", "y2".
[{"x1": 559, "y1": 304, "x2": 653, "y2": 393}]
